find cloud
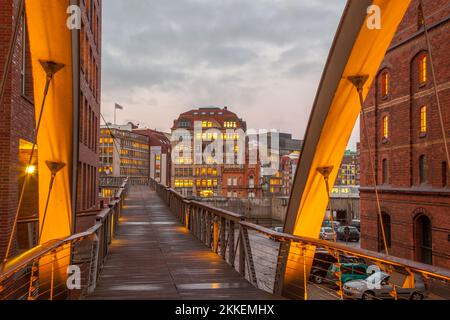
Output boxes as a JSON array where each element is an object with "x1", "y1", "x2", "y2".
[{"x1": 102, "y1": 0, "x2": 354, "y2": 144}]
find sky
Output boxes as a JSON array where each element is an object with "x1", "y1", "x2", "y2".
[{"x1": 101, "y1": 0, "x2": 360, "y2": 150}]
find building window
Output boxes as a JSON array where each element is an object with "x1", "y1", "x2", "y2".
[
  {"x1": 381, "y1": 71, "x2": 389, "y2": 98},
  {"x1": 442, "y1": 162, "x2": 448, "y2": 188},
  {"x1": 382, "y1": 116, "x2": 389, "y2": 140},
  {"x1": 420, "y1": 106, "x2": 427, "y2": 134},
  {"x1": 378, "y1": 213, "x2": 392, "y2": 252},
  {"x1": 414, "y1": 214, "x2": 432, "y2": 265},
  {"x1": 419, "y1": 54, "x2": 427, "y2": 84},
  {"x1": 418, "y1": 4, "x2": 425, "y2": 30},
  {"x1": 382, "y1": 159, "x2": 388, "y2": 184},
  {"x1": 249, "y1": 176, "x2": 255, "y2": 188},
  {"x1": 419, "y1": 155, "x2": 427, "y2": 184}
]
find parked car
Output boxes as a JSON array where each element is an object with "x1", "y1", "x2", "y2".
[
  {"x1": 310, "y1": 250, "x2": 365, "y2": 284},
  {"x1": 322, "y1": 220, "x2": 341, "y2": 230},
  {"x1": 309, "y1": 249, "x2": 337, "y2": 284},
  {"x1": 336, "y1": 226, "x2": 360, "y2": 242},
  {"x1": 351, "y1": 219, "x2": 360, "y2": 232},
  {"x1": 320, "y1": 227, "x2": 334, "y2": 241},
  {"x1": 326, "y1": 263, "x2": 370, "y2": 286},
  {"x1": 343, "y1": 272, "x2": 427, "y2": 300},
  {"x1": 273, "y1": 226, "x2": 284, "y2": 233}
]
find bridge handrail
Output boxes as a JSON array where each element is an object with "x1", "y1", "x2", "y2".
[
  {"x1": 240, "y1": 221, "x2": 450, "y2": 282},
  {"x1": 150, "y1": 178, "x2": 450, "y2": 299},
  {"x1": 0, "y1": 177, "x2": 129, "y2": 300}
]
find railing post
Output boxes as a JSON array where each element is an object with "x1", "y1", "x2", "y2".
[
  {"x1": 238, "y1": 230, "x2": 245, "y2": 277},
  {"x1": 213, "y1": 216, "x2": 219, "y2": 253},
  {"x1": 240, "y1": 226, "x2": 257, "y2": 286},
  {"x1": 201, "y1": 210, "x2": 207, "y2": 244},
  {"x1": 87, "y1": 231, "x2": 100, "y2": 294},
  {"x1": 229, "y1": 220, "x2": 235, "y2": 266},
  {"x1": 185, "y1": 204, "x2": 190, "y2": 229},
  {"x1": 220, "y1": 217, "x2": 226, "y2": 259}
]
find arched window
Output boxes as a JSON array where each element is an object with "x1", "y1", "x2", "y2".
[
  {"x1": 249, "y1": 175, "x2": 255, "y2": 188},
  {"x1": 414, "y1": 214, "x2": 432, "y2": 265},
  {"x1": 378, "y1": 213, "x2": 391, "y2": 252},
  {"x1": 382, "y1": 159, "x2": 389, "y2": 184},
  {"x1": 382, "y1": 116, "x2": 389, "y2": 139},
  {"x1": 420, "y1": 106, "x2": 427, "y2": 134},
  {"x1": 381, "y1": 71, "x2": 389, "y2": 98},
  {"x1": 419, "y1": 155, "x2": 427, "y2": 184},
  {"x1": 419, "y1": 53, "x2": 427, "y2": 84}
]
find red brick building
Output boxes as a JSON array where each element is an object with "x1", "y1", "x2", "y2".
[
  {"x1": 171, "y1": 106, "x2": 261, "y2": 198},
  {"x1": 360, "y1": 0, "x2": 450, "y2": 269},
  {"x1": 78, "y1": 0, "x2": 102, "y2": 212},
  {"x1": 280, "y1": 151, "x2": 300, "y2": 196},
  {"x1": 0, "y1": 0, "x2": 102, "y2": 259}
]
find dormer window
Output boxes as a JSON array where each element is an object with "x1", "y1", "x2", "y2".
[
  {"x1": 382, "y1": 116, "x2": 389, "y2": 140},
  {"x1": 381, "y1": 71, "x2": 389, "y2": 98}
]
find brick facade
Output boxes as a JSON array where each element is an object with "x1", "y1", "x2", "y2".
[
  {"x1": 0, "y1": 0, "x2": 36, "y2": 259},
  {"x1": 0, "y1": 0, "x2": 102, "y2": 260},
  {"x1": 77, "y1": 0, "x2": 102, "y2": 212},
  {"x1": 360, "y1": 0, "x2": 450, "y2": 269}
]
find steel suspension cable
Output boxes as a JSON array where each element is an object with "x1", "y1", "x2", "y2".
[{"x1": 349, "y1": 76, "x2": 390, "y2": 256}]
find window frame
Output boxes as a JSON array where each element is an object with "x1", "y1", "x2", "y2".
[{"x1": 419, "y1": 105, "x2": 427, "y2": 136}]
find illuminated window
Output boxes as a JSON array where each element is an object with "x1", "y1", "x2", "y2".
[
  {"x1": 419, "y1": 54, "x2": 427, "y2": 84},
  {"x1": 420, "y1": 106, "x2": 427, "y2": 134},
  {"x1": 224, "y1": 121, "x2": 237, "y2": 128},
  {"x1": 382, "y1": 116, "x2": 389, "y2": 139},
  {"x1": 419, "y1": 155, "x2": 427, "y2": 184},
  {"x1": 381, "y1": 71, "x2": 389, "y2": 97}
]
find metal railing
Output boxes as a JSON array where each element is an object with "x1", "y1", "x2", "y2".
[
  {"x1": 150, "y1": 178, "x2": 450, "y2": 300},
  {"x1": 0, "y1": 178, "x2": 129, "y2": 300},
  {"x1": 100, "y1": 175, "x2": 149, "y2": 187}
]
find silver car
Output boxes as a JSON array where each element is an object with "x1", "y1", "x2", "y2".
[
  {"x1": 320, "y1": 227, "x2": 334, "y2": 241},
  {"x1": 343, "y1": 272, "x2": 427, "y2": 300}
]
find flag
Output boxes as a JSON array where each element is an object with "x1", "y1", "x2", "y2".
[{"x1": 115, "y1": 103, "x2": 124, "y2": 110}]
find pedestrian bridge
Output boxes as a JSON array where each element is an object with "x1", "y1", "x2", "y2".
[
  {"x1": 87, "y1": 185, "x2": 276, "y2": 300},
  {"x1": 1, "y1": 178, "x2": 450, "y2": 300}
]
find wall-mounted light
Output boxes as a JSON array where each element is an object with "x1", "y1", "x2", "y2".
[{"x1": 26, "y1": 165, "x2": 36, "y2": 175}]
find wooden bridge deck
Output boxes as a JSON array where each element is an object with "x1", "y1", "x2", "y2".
[{"x1": 86, "y1": 186, "x2": 278, "y2": 300}]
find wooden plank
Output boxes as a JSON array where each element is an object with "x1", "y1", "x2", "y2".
[{"x1": 86, "y1": 186, "x2": 278, "y2": 300}]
